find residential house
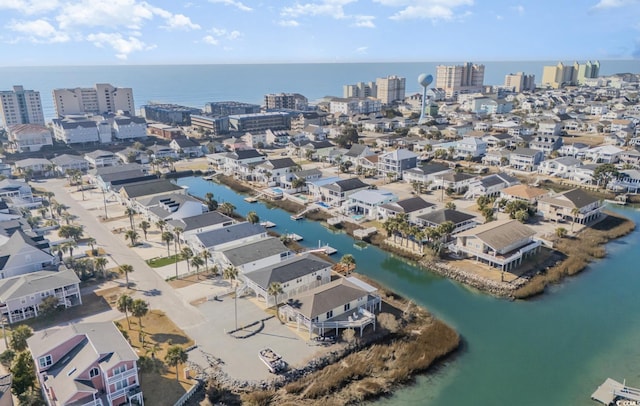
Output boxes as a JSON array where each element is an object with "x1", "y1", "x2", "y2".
[
  {"x1": 619, "y1": 146, "x2": 640, "y2": 166},
  {"x1": 265, "y1": 129, "x2": 292, "y2": 146},
  {"x1": 91, "y1": 164, "x2": 155, "y2": 191},
  {"x1": 28, "y1": 322, "x2": 143, "y2": 406},
  {"x1": 571, "y1": 164, "x2": 598, "y2": 185},
  {"x1": 7, "y1": 124, "x2": 53, "y2": 152},
  {"x1": 0, "y1": 230, "x2": 55, "y2": 279},
  {"x1": 584, "y1": 145, "x2": 623, "y2": 164},
  {"x1": 241, "y1": 131, "x2": 267, "y2": 149},
  {"x1": 290, "y1": 140, "x2": 335, "y2": 161},
  {"x1": 344, "y1": 189, "x2": 398, "y2": 220},
  {"x1": 254, "y1": 157, "x2": 298, "y2": 185},
  {"x1": 170, "y1": 137, "x2": 203, "y2": 158},
  {"x1": 377, "y1": 149, "x2": 418, "y2": 180},
  {"x1": 223, "y1": 149, "x2": 267, "y2": 177},
  {"x1": 112, "y1": 115, "x2": 147, "y2": 140},
  {"x1": 537, "y1": 120, "x2": 561, "y2": 136},
  {"x1": 465, "y1": 172, "x2": 520, "y2": 198},
  {"x1": 403, "y1": 162, "x2": 453, "y2": 186},
  {"x1": 558, "y1": 142, "x2": 589, "y2": 158},
  {"x1": 344, "y1": 144, "x2": 373, "y2": 162},
  {"x1": 278, "y1": 276, "x2": 382, "y2": 339},
  {"x1": 453, "y1": 219, "x2": 540, "y2": 272},
  {"x1": 500, "y1": 184, "x2": 550, "y2": 204},
  {"x1": 119, "y1": 179, "x2": 186, "y2": 205},
  {"x1": 14, "y1": 158, "x2": 52, "y2": 177},
  {"x1": 529, "y1": 135, "x2": 563, "y2": 155},
  {"x1": 283, "y1": 168, "x2": 322, "y2": 191},
  {"x1": 0, "y1": 179, "x2": 40, "y2": 208},
  {"x1": 116, "y1": 147, "x2": 149, "y2": 165},
  {"x1": 482, "y1": 149, "x2": 511, "y2": 166},
  {"x1": 191, "y1": 222, "x2": 267, "y2": 253},
  {"x1": 135, "y1": 193, "x2": 206, "y2": 223},
  {"x1": 51, "y1": 154, "x2": 90, "y2": 176},
  {"x1": 437, "y1": 172, "x2": 478, "y2": 194},
  {"x1": 218, "y1": 237, "x2": 291, "y2": 274},
  {"x1": 84, "y1": 150, "x2": 118, "y2": 168},
  {"x1": 537, "y1": 156, "x2": 582, "y2": 178},
  {"x1": 310, "y1": 177, "x2": 370, "y2": 207},
  {"x1": 482, "y1": 133, "x2": 514, "y2": 148},
  {"x1": 167, "y1": 211, "x2": 234, "y2": 240},
  {"x1": 244, "y1": 254, "x2": 332, "y2": 306},
  {"x1": 415, "y1": 209, "x2": 478, "y2": 235},
  {"x1": 509, "y1": 147, "x2": 545, "y2": 171},
  {"x1": 609, "y1": 169, "x2": 640, "y2": 193},
  {"x1": 147, "y1": 144, "x2": 178, "y2": 161},
  {"x1": 455, "y1": 137, "x2": 487, "y2": 159},
  {"x1": 378, "y1": 197, "x2": 435, "y2": 222},
  {"x1": 0, "y1": 267, "x2": 80, "y2": 323},
  {"x1": 538, "y1": 189, "x2": 603, "y2": 224}
]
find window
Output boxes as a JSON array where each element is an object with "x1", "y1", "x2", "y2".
[
  {"x1": 112, "y1": 364, "x2": 127, "y2": 375},
  {"x1": 115, "y1": 378, "x2": 128, "y2": 391},
  {"x1": 39, "y1": 355, "x2": 52, "y2": 368},
  {"x1": 325, "y1": 310, "x2": 333, "y2": 319},
  {"x1": 344, "y1": 303, "x2": 351, "y2": 312},
  {"x1": 89, "y1": 367, "x2": 100, "y2": 378}
]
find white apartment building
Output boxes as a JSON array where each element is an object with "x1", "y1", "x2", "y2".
[
  {"x1": 329, "y1": 98, "x2": 382, "y2": 115},
  {"x1": 436, "y1": 63, "x2": 485, "y2": 98},
  {"x1": 0, "y1": 85, "x2": 45, "y2": 127},
  {"x1": 51, "y1": 116, "x2": 112, "y2": 144},
  {"x1": 53, "y1": 83, "x2": 135, "y2": 116},
  {"x1": 7, "y1": 124, "x2": 53, "y2": 152},
  {"x1": 112, "y1": 115, "x2": 147, "y2": 140},
  {"x1": 376, "y1": 75, "x2": 406, "y2": 104}
]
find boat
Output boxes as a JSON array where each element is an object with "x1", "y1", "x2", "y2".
[
  {"x1": 290, "y1": 213, "x2": 304, "y2": 220},
  {"x1": 286, "y1": 233, "x2": 303, "y2": 241},
  {"x1": 260, "y1": 221, "x2": 276, "y2": 228},
  {"x1": 259, "y1": 348, "x2": 286, "y2": 373},
  {"x1": 244, "y1": 196, "x2": 258, "y2": 203}
]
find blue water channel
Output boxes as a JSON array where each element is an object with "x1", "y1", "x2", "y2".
[{"x1": 178, "y1": 176, "x2": 640, "y2": 405}]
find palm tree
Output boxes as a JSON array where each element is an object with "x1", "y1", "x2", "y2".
[
  {"x1": 181, "y1": 247, "x2": 193, "y2": 274},
  {"x1": 61, "y1": 211, "x2": 73, "y2": 225},
  {"x1": 130, "y1": 299, "x2": 149, "y2": 330},
  {"x1": 173, "y1": 227, "x2": 184, "y2": 249},
  {"x1": 94, "y1": 256, "x2": 108, "y2": 278},
  {"x1": 339, "y1": 254, "x2": 356, "y2": 273},
  {"x1": 246, "y1": 211, "x2": 259, "y2": 224},
  {"x1": 190, "y1": 255, "x2": 204, "y2": 279},
  {"x1": 445, "y1": 201, "x2": 456, "y2": 210},
  {"x1": 437, "y1": 221, "x2": 456, "y2": 242},
  {"x1": 571, "y1": 207, "x2": 581, "y2": 232},
  {"x1": 223, "y1": 265, "x2": 238, "y2": 287},
  {"x1": 164, "y1": 345, "x2": 188, "y2": 382},
  {"x1": 200, "y1": 249, "x2": 212, "y2": 274},
  {"x1": 139, "y1": 221, "x2": 150, "y2": 240},
  {"x1": 156, "y1": 219, "x2": 166, "y2": 234},
  {"x1": 219, "y1": 202, "x2": 235, "y2": 216},
  {"x1": 86, "y1": 237, "x2": 97, "y2": 255},
  {"x1": 118, "y1": 264, "x2": 134, "y2": 288},
  {"x1": 204, "y1": 192, "x2": 218, "y2": 211},
  {"x1": 161, "y1": 231, "x2": 174, "y2": 257},
  {"x1": 62, "y1": 240, "x2": 78, "y2": 263},
  {"x1": 124, "y1": 207, "x2": 137, "y2": 230},
  {"x1": 124, "y1": 230, "x2": 139, "y2": 247},
  {"x1": 117, "y1": 294, "x2": 133, "y2": 328},
  {"x1": 267, "y1": 282, "x2": 284, "y2": 309}
]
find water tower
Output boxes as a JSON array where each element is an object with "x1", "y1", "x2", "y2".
[{"x1": 418, "y1": 73, "x2": 433, "y2": 125}]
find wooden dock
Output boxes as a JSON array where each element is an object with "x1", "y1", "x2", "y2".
[
  {"x1": 353, "y1": 227, "x2": 377, "y2": 240},
  {"x1": 592, "y1": 378, "x2": 640, "y2": 405},
  {"x1": 327, "y1": 217, "x2": 343, "y2": 226},
  {"x1": 244, "y1": 196, "x2": 258, "y2": 203},
  {"x1": 286, "y1": 233, "x2": 303, "y2": 241}
]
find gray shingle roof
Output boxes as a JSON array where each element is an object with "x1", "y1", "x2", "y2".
[
  {"x1": 244, "y1": 254, "x2": 331, "y2": 289},
  {"x1": 457, "y1": 219, "x2": 535, "y2": 252},
  {"x1": 323, "y1": 178, "x2": 369, "y2": 192},
  {"x1": 121, "y1": 179, "x2": 183, "y2": 198},
  {"x1": 287, "y1": 277, "x2": 371, "y2": 319},
  {"x1": 195, "y1": 222, "x2": 265, "y2": 248},
  {"x1": 221, "y1": 237, "x2": 289, "y2": 266},
  {"x1": 0, "y1": 268, "x2": 79, "y2": 302},
  {"x1": 167, "y1": 211, "x2": 233, "y2": 232},
  {"x1": 417, "y1": 208, "x2": 476, "y2": 226},
  {"x1": 379, "y1": 196, "x2": 434, "y2": 213}
]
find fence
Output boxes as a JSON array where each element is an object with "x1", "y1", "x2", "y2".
[{"x1": 173, "y1": 379, "x2": 204, "y2": 406}]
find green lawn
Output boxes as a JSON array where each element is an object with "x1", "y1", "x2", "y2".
[{"x1": 146, "y1": 255, "x2": 181, "y2": 268}]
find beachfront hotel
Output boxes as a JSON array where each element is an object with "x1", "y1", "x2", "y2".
[
  {"x1": 0, "y1": 85, "x2": 45, "y2": 128},
  {"x1": 436, "y1": 63, "x2": 485, "y2": 98},
  {"x1": 52, "y1": 83, "x2": 135, "y2": 117}
]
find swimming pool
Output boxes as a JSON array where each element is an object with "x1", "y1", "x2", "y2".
[
  {"x1": 270, "y1": 187, "x2": 284, "y2": 195},
  {"x1": 352, "y1": 214, "x2": 365, "y2": 221},
  {"x1": 316, "y1": 201, "x2": 329, "y2": 208}
]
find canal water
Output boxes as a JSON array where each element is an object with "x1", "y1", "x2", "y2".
[{"x1": 178, "y1": 176, "x2": 640, "y2": 405}]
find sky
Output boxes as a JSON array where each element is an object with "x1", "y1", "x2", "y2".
[{"x1": 0, "y1": 0, "x2": 638, "y2": 66}]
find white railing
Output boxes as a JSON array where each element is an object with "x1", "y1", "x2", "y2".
[{"x1": 106, "y1": 367, "x2": 138, "y2": 384}]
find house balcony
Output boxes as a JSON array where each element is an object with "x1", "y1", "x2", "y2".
[
  {"x1": 106, "y1": 367, "x2": 138, "y2": 384},
  {"x1": 107, "y1": 384, "x2": 142, "y2": 406}
]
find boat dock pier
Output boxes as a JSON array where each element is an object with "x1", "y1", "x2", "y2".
[
  {"x1": 353, "y1": 227, "x2": 377, "y2": 240},
  {"x1": 592, "y1": 378, "x2": 640, "y2": 405}
]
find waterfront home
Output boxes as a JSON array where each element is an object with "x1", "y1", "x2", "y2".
[
  {"x1": 115, "y1": 147, "x2": 150, "y2": 165},
  {"x1": 119, "y1": 179, "x2": 186, "y2": 205},
  {"x1": 28, "y1": 321, "x2": 143, "y2": 406},
  {"x1": 134, "y1": 193, "x2": 206, "y2": 223},
  {"x1": 482, "y1": 133, "x2": 514, "y2": 148},
  {"x1": 218, "y1": 237, "x2": 292, "y2": 274},
  {"x1": 618, "y1": 146, "x2": 640, "y2": 166},
  {"x1": 278, "y1": 276, "x2": 382, "y2": 339},
  {"x1": 254, "y1": 157, "x2": 298, "y2": 185},
  {"x1": 537, "y1": 156, "x2": 582, "y2": 178},
  {"x1": 170, "y1": 137, "x2": 203, "y2": 158},
  {"x1": 344, "y1": 144, "x2": 373, "y2": 162},
  {"x1": 571, "y1": 164, "x2": 598, "y2": 185},
  {"x1": 609, "y1": 169, "x2": 640, "y2": 193},
  {"x1": 453, "y1": 219, "x2": 540, "y2": 272},
  {"x1": 404, "y1": 162, "x2": 452, "y2": 185},
  {"x1": 244, "y1": 254, "x2": 332, "y2": 306},
  {"x1": 14, "y1": 158, "x2": 52, "y2": 177},
  {"x1": 377, "y1": 149, "x2": 418, "y2": 180},
  {"x1": 91, "y1": 164, "x2": 155, "y2": 191},
  {"x1": 0, "y1": 230, "x2": 55, "y2": 279},
  {"x1": 415, "y1": 208, "x2": 478, "y2": 236},
  {"x1": 223, "y1": 148, "x2": 267, "y2": 177},
  {"x1": 310, "y1": 177, "x2": 370, "y2": 207},
  {"x1": 584, "y1": 145, "x2": 622, "y2": 164},
  {"x1": 7, "y1": 124, "x2": 53, "y2": 152},
  {"x1": 509, "y1": 147, "x2": 545, "y2": 171},
  {"x1": 343, "y1": 189, "x2": 398, "y2": 221},
  {"x1": 465, "y1": 172, "x2": 520, "y2": 199},
  {"x1": 167, "y1": 211, "x2": 234, "y2": 239},
  {"x1": 437, "y1": 172, "x2": 478, "y2": 194},
  {"x1": 84, "y1": 150, "x2": 118, "y2": 168},
  {"x1": 290, "y1": 140, "x2": 335, "y2": 161},
  {"x1": 537, "y1": 188, "x2": 603, "y2": 224},
  {"x1": 0, "y1": 179, "x2": 40, "y2": 208},
  {"x1": 147, "y1": 144, "x2": 178, "y2": 161},
  {"x1": 455, "y1": 137, "x2": 487, "y2": 159},
  {"x1": 0, "y1": 267, "x2": 80, "y2": 323},
  {"x1": 191, "y1": 222, "x2": 267, "y2": 253},
  {"x1": 499, "y1": 184, "x2": 550, "y2": 204},
  {"x1": 482, "y1": 149, "x2": 511, "y2": 166},
  {"x1": 378, "y1": 196, "x2": 435, "y2": 222},
  {"x1": 529, "y1": 134, "x2": 563, "y2": 155}
]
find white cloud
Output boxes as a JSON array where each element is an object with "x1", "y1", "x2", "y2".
[
  {"x1": 496, "y1": 14, "x2": 503, "y2": 20},
  {"x1": 209, "y1": 0, "x2": 253, "y2": 12},
  {"x1": 202, "y1": 35, "x2": 219, "y2": 45},
  {"x1": 592, "y1": 0, "x2": 636, "y2": 8},
  {"x1": 202, "y1": 27, "x2": 242, "y2": 45},
  {"x1": 281, "y1": 0, "x2": 356, "y2": 19},
  {"x1": 373, "y1": 0, "x2": 474, "y2": 21},
  {"x1": 56, "y1": 0, "x2": 157, "y2": 30},
  {"x1": 86, "y1": 32, "x2": 153, "y2": 59},
  {"x1": 511, "y1": 5, "x2": 525, "y2": 15},
  {"x1": 0, "y1": 0, "x2": 60, "y2": 15},
  {"x1": 6, "y1": 18, "x2": 69, "y2": 42},
  {"x1": 356, "y1": 46, "x2": 368, "y2": 54},
  {"x1": 161, "y1": 14, "x2": 201, "y2": 30},
  {"x1": 353, "y1": 15, "x2": 375, "y2": 28},
  {"x1": 278, "y1": 19, "x2": 300, "y2": 27}
]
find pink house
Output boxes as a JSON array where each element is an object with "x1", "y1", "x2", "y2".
[{"x1": 27, "y1": 322, "x2": 143, "y2": 406}]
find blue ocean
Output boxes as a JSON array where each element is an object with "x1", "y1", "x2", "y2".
[{"x1": 0, "y1": 60, "x2": 638, "y2": 120}]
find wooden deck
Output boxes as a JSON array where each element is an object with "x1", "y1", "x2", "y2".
[{"x1": 592, "y1": 378, "x2": 640, "y2": 405}]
